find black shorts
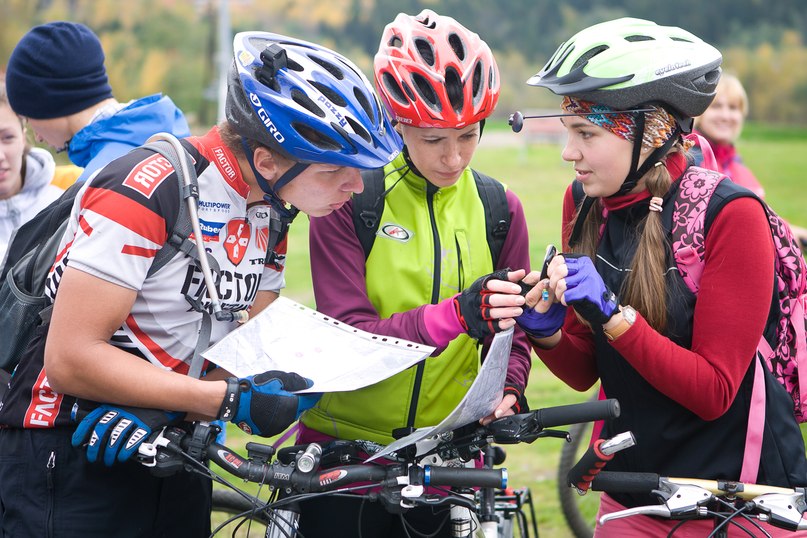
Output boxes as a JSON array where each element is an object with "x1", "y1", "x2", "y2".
[{"x1": 0, "y1": 427, "x2": 211, "y2": 538}]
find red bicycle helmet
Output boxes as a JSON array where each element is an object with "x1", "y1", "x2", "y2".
[{"x1": 374, "y1": 9, "x2": 500, "y2": 129}]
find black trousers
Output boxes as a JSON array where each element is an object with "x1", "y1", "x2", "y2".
[{"x1": 0, "y1": 427, "x2": 211, "y2": 538}]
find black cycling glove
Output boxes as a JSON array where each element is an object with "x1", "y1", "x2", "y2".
[{"x1": 453, "y1": 269, "x2": 511, "y2": 341}]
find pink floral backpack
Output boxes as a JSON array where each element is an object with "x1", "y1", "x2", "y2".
[{"x1": 672, "y1": 164, "x2": 807, "y2": 483}]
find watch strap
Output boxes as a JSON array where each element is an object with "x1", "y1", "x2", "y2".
[{"x1": 603, "y1": 308, "x2": 635, "y2": 342}]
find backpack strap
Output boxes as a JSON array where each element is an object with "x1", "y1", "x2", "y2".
[
  {"x1": 670, "y1": 167, "x2": 727, "y2": 293},
  {"x1": 472, "y1": 169, "x2": 510, "y2": 268},
  {"x1": 352, "y1": 167, "x2": 511, "y2": 268},
  {"x1": 684, "y1": 132, "x2": 719, "y2": 172},
  {"x1": 352, "y1": 168, "x2": 386, "y2": 259},
  {"x1": 140, "y1": 138, "x2": 213, "y2": 380}
]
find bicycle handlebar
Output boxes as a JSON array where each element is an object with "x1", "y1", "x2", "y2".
[
  {"x1": 486, "y1": 398, "x2": 620, "y2": 444},
  {"x1": 589, "y1": 471, "x2": 807, "y2": 531},
  {"x1": 135, "y1": 398, "x2": 619, "y2": 496}
]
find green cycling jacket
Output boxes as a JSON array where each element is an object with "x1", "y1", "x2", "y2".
[{"x1": 302, "y1": 154, "x2": 500, "y2": 444}]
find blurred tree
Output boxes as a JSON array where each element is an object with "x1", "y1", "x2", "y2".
[{"x1": 3, "y1": 0, "x2": 807, "y2": 128}]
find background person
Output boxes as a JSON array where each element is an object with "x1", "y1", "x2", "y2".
[
  {"x1": 0, "y1": 31, "x2": 405, "y2": 538},
  {"x1": 0, "y1": 80, "x2": 65, "y2": 262},
  {"x1": 514, "y1": 17, "x2": 807, "y2": 536},
  {"x1": 693, "y1": 72, "x2": 807, "y2": 246},
  {"x1": 299, "y1": 10, "x2": 531, "y2": 537},
  {"x1": 4, "y1": 20, "x2": 190, "y2": 184}
]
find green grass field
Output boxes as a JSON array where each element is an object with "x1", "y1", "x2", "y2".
[{"x1": 212, "y1": 128, "x2": 807, "y2": 537}]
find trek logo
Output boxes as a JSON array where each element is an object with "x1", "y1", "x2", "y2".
[
  {"x1": 199, "y1": 218, "x2": 225, "y2": 242},
  {"x1": 378, "y1": 223, "x2": 413, "y2": 243},
  {"x1": 123, "y1": 153, "x2": 176, "y2": 198},
  {"x1": 224, "y1": 218, "x2": 252, "y2": 265},
  {"x1": 24, "y1": 370, "x2": 64, "y2": 428},
  {"x1": 249, "y1": 93, "x2": 285, "y2": 143}
]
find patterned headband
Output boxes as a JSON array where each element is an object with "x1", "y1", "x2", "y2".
[{"x1": 561, "y1": 96, "x2": 677, "y2": 149}]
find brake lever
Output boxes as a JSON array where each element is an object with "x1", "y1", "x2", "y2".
[
  {"x1": 411, "y1": 493, "x2": 477, "y2": 511},
  {"x1": 487, "y1": 412, "x2": 540, "y2": 444},
  {"x1": 599, "y1": 504, "x2": 673, "y2": 524},
  {"x1": 753, "y1": 492, "x2": 807, "y2": 531},
  {"x1": 600, "y1": 483, "x2": 712, "y2": 526},
  {"x1": 137, "y1": 426, "x2": 172, "y2": 467}
]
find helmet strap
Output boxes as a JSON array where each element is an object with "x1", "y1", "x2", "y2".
[
  {"x1": 240, "y1": 137, "x2": 303, "y2": 221},
  {"x1": 614, "y1": 115, "x2": 680, "y2": 197},
  {"x1": 402, "y1": 145, "x2": 427, "y2": 180}
]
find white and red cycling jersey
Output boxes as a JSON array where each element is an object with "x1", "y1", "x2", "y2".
[{"x1": 0, "y1": 127, "x2": 286, "y2": 429}]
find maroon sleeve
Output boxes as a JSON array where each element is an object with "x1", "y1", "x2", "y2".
[
  {"x1": 610, "y1": 196, "x2": 774, "y2": 420},
  {"x1": 496, "y1": 189, "x2": 532, "y2": 391},
  {"x1": 308, "y1": 200, "x2": 439, "y2": 348}
]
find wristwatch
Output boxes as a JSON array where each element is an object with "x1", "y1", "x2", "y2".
[{"x1": 603, "y1": 306, "x2": 637, "y2": 342}]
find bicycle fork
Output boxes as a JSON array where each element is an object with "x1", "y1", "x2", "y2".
[
  {"x1": 264, "y1": 501, "x2": 300, "y2": 538},
  {"x1": 450, "y1": 494, "x2": 490, "y2": 538}
]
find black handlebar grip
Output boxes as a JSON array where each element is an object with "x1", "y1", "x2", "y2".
[
  {"x1": 425, "y1": 466, "x2": 506, "y2": 489},
  {"x1": 590, "y1": 471, "x2": 660, "y2": 493},
  {"x1": 567, "y1": 439, "x2": 613, "y2": 493},
  {"x1": 535, "y1": 398, "x2": 620, "y2": 429}
]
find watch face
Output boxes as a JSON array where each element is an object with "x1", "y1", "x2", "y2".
[{"x1": 623, "y1": 307, "x2": 637, "y2": 324}]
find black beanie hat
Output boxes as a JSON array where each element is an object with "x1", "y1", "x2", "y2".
[{"x1": 6, "y1": 21, "x2": 114, "y2": 119}]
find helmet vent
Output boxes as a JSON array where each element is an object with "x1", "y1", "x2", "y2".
[
  {"x1": 286, "y1": 58, "x2": 305, "y2": 72},
  {"x1": 352, "y1": 86, "x2": 374, "y2": 121},
  {"x1": 381, "y1": 72, "x2": 409, "y2": 105},
  {"x1": 291, "y1": 88, "x2": 326, "y2": 118},
  {"x1": 417, "y1": 13, "x2": 437, "y2": 29},
  {"x1": 414, "y1": 38, "x2": 435, "y2": 67},
  {"x1": 471, "y1": 61, "x2": 483, "y2": 104},
  {"x1": 308, "y1": 55, "x2": 345, "y2": 80},
  {"x1": 388, "y1": 35, "x2": 403, "y2": 49},
  {"x1": 311, "y1": 81, "x2": 347, "y2": 108},
  {"x1": 624, "y1": 34, "x2": 654, "y2": 42},
  {"x1": 345, "y1": 116, "x2": 372, "y2": 143},
  {"x1": 671, "y1": 36, "x2": 694, "y2": 43},
  {"x1": 448, "y1": 33, "x2": 466, "y2": 61},
  {"x1": 412, "y1": 73, "x2": 441, "y2": 111},
  {"x1": 445, "y1": 66, "x2": 464, "y2": 113},
  {"x1": 293, "y1": 122, "x2": 341, "y2": 150},
  {"x1": 572, "y1": 45, "x2": 608, "y2": 71}
]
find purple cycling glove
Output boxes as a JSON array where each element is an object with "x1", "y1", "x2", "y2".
[
  {"x1": 516, "y1": 302, "x2": 567, "y2": 338},
  {"x1": 563, "y1": 254, "x2": 618, "y2": 325}
]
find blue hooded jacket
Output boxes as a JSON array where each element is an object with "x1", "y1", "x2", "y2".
[{"x1": 68, "y1": 93, "x2": 190, "y2": 182}]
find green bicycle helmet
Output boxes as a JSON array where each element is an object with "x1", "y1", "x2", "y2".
[{"x1": 528, "y1": 17, "x2": 722, "y2": 127}]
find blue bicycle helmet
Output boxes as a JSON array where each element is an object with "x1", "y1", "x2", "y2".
[
  {"x1": 225, "y1": 32, "x2": 402, "y2": 219},
  {"x1": 227, "y1": 31, "x2": 402, "y2": 170}
]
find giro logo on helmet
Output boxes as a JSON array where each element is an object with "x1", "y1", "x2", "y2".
[{"x1": 249, "y1": 92, "x2": 285, "y2": 143}]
